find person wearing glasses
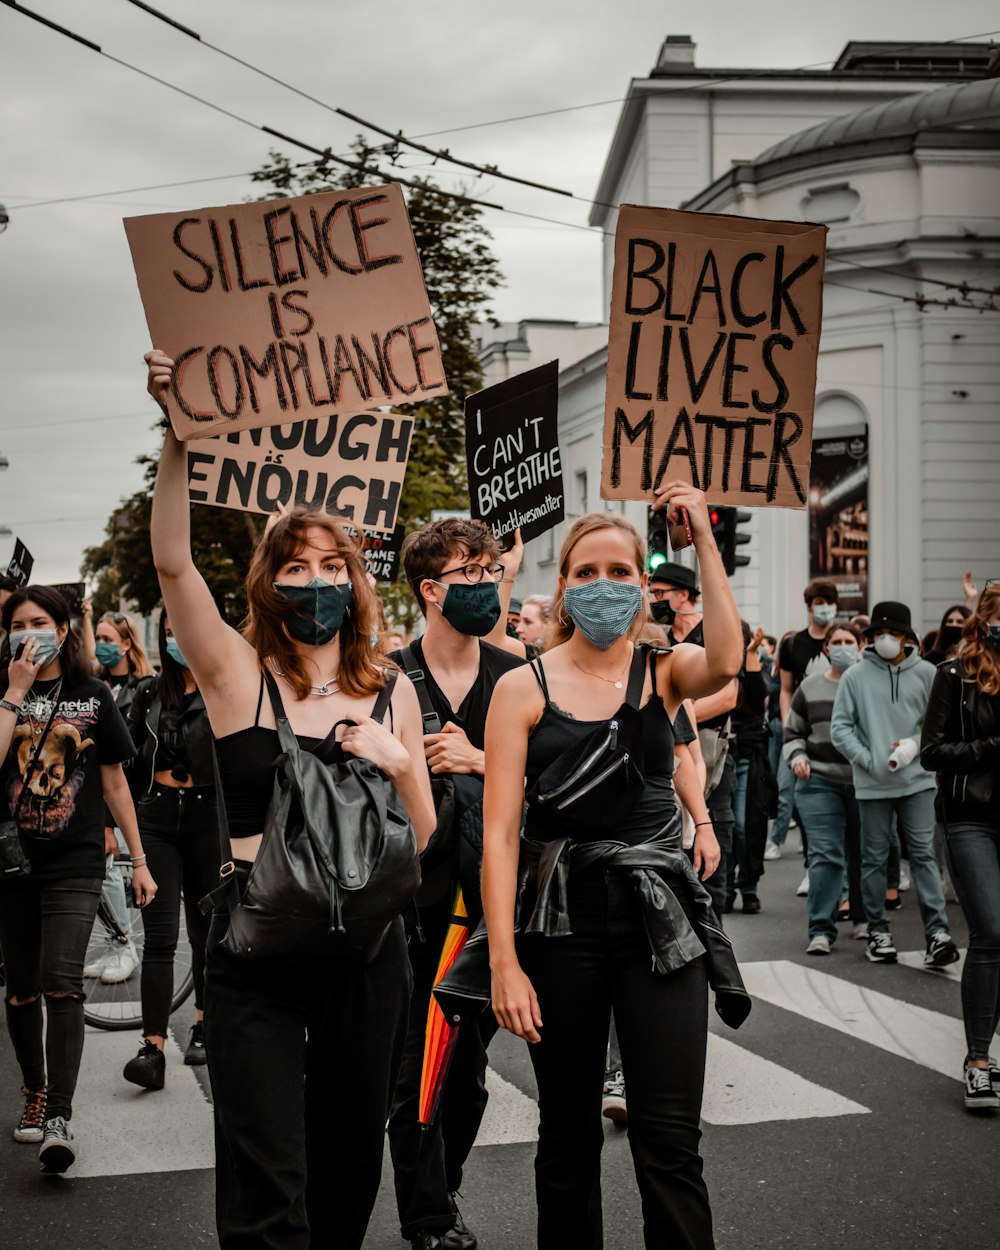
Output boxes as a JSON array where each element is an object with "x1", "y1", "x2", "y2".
[
  {"x1": 80, "y1": 603, "x2": 156, "y2": 984},
  {"x1": 146, "y1": 349, "x2": 436, "y2": 1250},
  {"x1": 482, "y1": 490, "x2": 748, "y2": 1250},
  {"x1": 921, "y1": 579, "x2": 1000, "y2": 1112}
]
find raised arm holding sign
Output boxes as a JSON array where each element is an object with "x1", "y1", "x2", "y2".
[{"x1": 602, "y1": 206, "x2": 827, "y2": 510}]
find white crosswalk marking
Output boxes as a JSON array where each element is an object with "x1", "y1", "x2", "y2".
[
  {"x1": 740, "y1": 960, "x2": 966, "y2": 1082},
  {"x1": 475, "y1": 1067, "x2": 539, "y2": 1146},
  {"x1": 701, "y1": 1034, "x2": 869, "y2": 1124},
  {"x1": 71, "y1": 1029, "x2": 215, "y2": 1178},
  {"x1": 897, "y1": 948, "x2": 967, "y2": 981}
]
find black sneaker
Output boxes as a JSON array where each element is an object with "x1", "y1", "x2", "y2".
[
  {"x1": 123, "y1": 1039, "x2": 166, "y2": 1090},
  {"x1": 741, "y1": 895, "x2": 761, "y2": 915},
  {"x1": 14, "y1": 1087, "x2": 47, "y2": 1144},
  {"x1": 964, "y1": 1065, "x2": 1000, "y2": 1112},
  {"x1": 38, "y1": 1116, "x2": 77, "y2": 1174},
  {"x1": 866, "y1": 932, "x2": 897, "y2": 963},
  {"x1": 602, "y1": 1069, "x2": 627, "y2": 1125},
  {"x1": 184, "y1": 1021, "x2": 208, "y2": 1067},
  {"x1": 925, "y1": 931, "x2": 960, "y2": 968}
]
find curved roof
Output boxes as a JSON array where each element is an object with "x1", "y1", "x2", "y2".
[{"x1": 756, "y1": 76, "x2": 1000, "y2": 166}]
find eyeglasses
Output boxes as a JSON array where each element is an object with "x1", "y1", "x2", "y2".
[
  {"x1": 434, "y1": 562, "x2": 505, "y2": 585},
  {"x1": 102, "y1": 612, "x2": 127, "y2": 624}
]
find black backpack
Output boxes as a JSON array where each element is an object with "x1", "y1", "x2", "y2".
[{"x1": 209, "y1": 670, "x2": 421, "y2": 963}]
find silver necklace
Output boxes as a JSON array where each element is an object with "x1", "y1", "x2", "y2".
[{"x1": 274, "y1": 669, "x2": 340, "y2": 698}]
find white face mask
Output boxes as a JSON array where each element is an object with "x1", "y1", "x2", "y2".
[
  {"x1": 874, "y1": 634, "x2": 903, "y2": 661},
  {"x1": 812, "y1": 604, "x2": 837, "y2": 627}
]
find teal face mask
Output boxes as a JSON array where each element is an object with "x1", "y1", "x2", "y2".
[
  {"x1": 94, "y1": 641, "x2": 123, "y2": 669},
  {"x1": 563, "y1": 580, "x2": 643, "y2": 650},
  {"x1": 432, "y1": 581, "x2": 502, "y2": 638},
  {"x1": 273, "y1": 577, "x2": 354, "y2": 646},
  {"x1": 165, "y1": 638, "x2": 189, "y2": 668}
]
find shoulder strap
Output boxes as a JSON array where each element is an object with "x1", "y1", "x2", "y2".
[
  {"x1": 530, "y1": 657, "x2": 551, "y2": 702},
  {"x1": 253, "y1": 671, "x2": 265, "y2": 726},
  {"x1": 624, "y1": 644, "x2": 648, "y2": 708},
  {"x1": 370, "y1": 671, "x2": 399, "y2": 726},
  {"x1": 399, "y1": 644, "x2": 442, "y2": 734},
  {"x1": 262, "y1": 670, "x2": 298, "y2": 755}
]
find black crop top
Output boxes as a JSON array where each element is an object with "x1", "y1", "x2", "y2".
[{"x1": 523, "y1": 650, "x2": 677, "y2": 845}]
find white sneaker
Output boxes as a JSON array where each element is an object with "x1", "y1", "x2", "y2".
[
  {"x1": 806, "y1": 935, "x2": 831, "y2": 956},
  {"x1": 83, "y1": 945, "x2": 113, "y2": 979},
  {"x1": 100, "y1": 943, "x2": 139, "y2": 984},
  {"x1": 852, "y1": 922, "x2": 869, "y2": 941},
  {"x1": 796, "y1": 873, "x2": 809, "y2": 897},
  {"x1": 38, "y1": 1116, "x2": 77, "y2": 1174},
  {"x1": 601, "y1": 1071, "x2": 627, "y2": 1125},
  {"x1": 898, "y1": 861, "x2": 912, "y2": 892},
  {"x1": 763, "y1": 841, "x2": 782, "y2": 861}
]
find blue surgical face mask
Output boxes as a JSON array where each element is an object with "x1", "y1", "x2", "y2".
[
  {"x1": 94, "y1": 641, "x2": 123, "y2": 669},
  {"x1": 828, "y1": 644, "x2": 858, "y2": 672},
  {"x1": 9, "y1": 628, "x2": 63, "y2": 670},
  {"x1": 272, "y1": 577, "x2": 354, "y2": 647},
  {"x1": 812, "y1": 603, "x2": 837, "y2": 627},
  {"x1": 563, "y1": 580, "x2": 643, "y2": 650},
  {"x1": 165, "y1": 638, "x2": 189, "y2": 668}
]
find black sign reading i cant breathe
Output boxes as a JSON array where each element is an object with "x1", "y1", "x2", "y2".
[{"x1": 464, "y1": 360, "x2": 564, "y2": 546}]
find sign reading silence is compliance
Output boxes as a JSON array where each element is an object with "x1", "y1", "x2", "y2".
[
  {"x1": 602, "y1": 206, "x2": 827, "y2": 510},
  {"x1": 465, "y1": 361, "x2": 564, "y2": 544},
  {"x1": 187, "y1": 411, "x2": 412, "y2": 534},
  {"x1": 125, "y1": 184, "x2": 448, "y2": 441}
]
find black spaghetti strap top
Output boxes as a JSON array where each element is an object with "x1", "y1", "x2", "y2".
[
  {"x1": 524, "y1": 647, "x2": 677, "y2": 845},
  {"x1": 214, "y1": 672, "x2": 393, "y2": 839}
]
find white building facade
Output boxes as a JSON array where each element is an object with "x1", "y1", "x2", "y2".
[{"x1": 484, "y1": 37, "x2": 1000, "y2": 637}]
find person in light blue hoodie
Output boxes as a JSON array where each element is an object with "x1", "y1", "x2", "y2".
[{"x1": 831, "y1": 601, "x2": 958, "y2": 968}]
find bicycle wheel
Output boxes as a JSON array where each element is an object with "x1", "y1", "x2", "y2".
[{"x1": 83, "y1": 857, "x2": 195, "y2": 1031}]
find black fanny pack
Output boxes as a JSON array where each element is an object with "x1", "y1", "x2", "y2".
[
  {"x1": 525, "y1": 647, "x2": 657, "y2": 838},
  {"x1": 205, "y1": 670, "x2": 420, "y2": 963}
]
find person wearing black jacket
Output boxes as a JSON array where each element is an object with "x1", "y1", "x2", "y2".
[
  {"x1": 920, "y1": 580, "x2": 1000, "y2": 1112},
  {"x1": 120, "y1": 609, "x2": 219, "y2": 1088}
]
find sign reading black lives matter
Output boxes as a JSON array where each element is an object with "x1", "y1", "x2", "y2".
[
  {"x1": 125, "y1": 184, "x2": 448, "y2": 441},
  {"x1": 187, "y1": 412, "x2": 412, "y2": 533},
  {"x1": 465, "y1": 361, "x2": 564, "y2": 544},
  {"x1": 602, "y1": 206, "x2": 827, "y2": 509},
  {"x1": 6, "y1": 538, "x2": 33, "y2": 587}
]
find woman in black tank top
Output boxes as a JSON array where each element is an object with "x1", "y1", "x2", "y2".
[
  {"x1": 146, "y1": 350, "x2": 435, "y2": 1250},
  {"x1": 481, "y1": 490, "x2": 750, "y2": 1250}
]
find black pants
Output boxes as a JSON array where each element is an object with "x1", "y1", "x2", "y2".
[
  {"x1": 388, "y1": 894, "x2": 497, "y2": 1239},
  {"x1": 136, "y1": 785, "x2": 218, "y2": 1037},
  {"x1": 0, "y1": 875, "x2": 102, "y2": 1119},
  {"x1": 704, "y1": 753, "x2": 736, "y2": 921},
  {"x1": 204, "y1": 906, "x2": 411, "y2": 1250},
  {"x1": 518, "y1": 869, "x2": 714, "y2": 1250}
]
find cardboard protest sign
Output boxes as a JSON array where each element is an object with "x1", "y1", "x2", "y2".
[
  {"x1": 187, "y1": 411, "x2": 412, "y2": 534},
  {"x1": 602, "y1": 206, "x2": 827, "y2": 509},
  {"x1": 6, "y1": 538, "x2": 33, "y2": 587},
  {"x1": 125, "y1": 184, "x2": 448, "y2": 441},
  {"x1": 48, "y1": 583, "x2": 85, "y2": 618},
  {"x1": 465, "y1": 361, "x2": 564, "y2": 544}
]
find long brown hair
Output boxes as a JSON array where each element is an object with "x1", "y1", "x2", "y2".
[
  {"x1": 242, "y1": 510, "x2": 392, "y2": 700},
  {"x1": 549, "y1": 513, "x2": 647, "y2": 649},
  {"x1": 959, "y1": 582, "x2": 1000, "y2": 696},
  {"x1": 99, "y1": 610, "x2": 154, "y2": 679}
]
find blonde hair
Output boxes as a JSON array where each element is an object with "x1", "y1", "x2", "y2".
[
  {"x1": 549, "y1": 513, "x2": 647, "y2": 649},
  {"x1": 242, "y1": 509, "x2": 393, "y2": 700},
  {"x1": 100, "y1": 612, "x2": 154, "y2": 679},
  {"x1": 958, "y1": 583, "x2": 1000, "y2": 697}
]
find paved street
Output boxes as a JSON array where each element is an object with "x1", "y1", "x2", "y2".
[{"x1": 1, "y1": 842, "x2": 996, "y2": 1249}]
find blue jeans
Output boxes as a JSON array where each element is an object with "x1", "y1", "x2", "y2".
[
  {"x1": 768, "y1": 723, "x2": 796, "y2": 847},
  {"x1": 945, "y1": 821, "x2": 1000, "y2": 1062},
  {"x1": 858, "y1": 790, "x2": 949, "y2": 939},
  {"x1": 794, "y1": 777, "x2": 859, "y2": 940},
  {"x1": 726, "y1": 757, "x2": 755, "y2": 900}
]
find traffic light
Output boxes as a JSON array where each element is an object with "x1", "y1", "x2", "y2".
[
  {"x1": 646, "y1": 506, "x2": 668, "y2": 571},
  {"x1": 708, "y1": 505, "x2": 752, "y2": 576}
]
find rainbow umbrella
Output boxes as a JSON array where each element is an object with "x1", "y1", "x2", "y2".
[{"x1": 418, "y1": 886, "x2": 473, "y2": 1127}]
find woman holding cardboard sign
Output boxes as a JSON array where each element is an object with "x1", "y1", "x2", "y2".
[
  {"x1": 481, "y1": 490, "x2": 750, "y2": 1250},
  {"x1": 145, "y1": 349, "x2": 435, "y2": 1250}
]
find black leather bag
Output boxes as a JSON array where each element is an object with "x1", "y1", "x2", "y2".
[
  {"x1": 213, "y1": 671, "x2": 421, "y2": 963},
  {"x1": 0, "y1": 681, "x2": 64, "y2": 880},
  {"x1": 524, "y1": 647, "x2": 652, "y2": 838}
]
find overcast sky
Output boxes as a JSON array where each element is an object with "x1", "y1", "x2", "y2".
[{"x1": 3, "y1": 0, "x2": 998, "y2": 583}]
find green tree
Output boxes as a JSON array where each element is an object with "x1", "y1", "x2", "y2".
[{"x1": 83, "y1": 140, "x2": 503, "y2": 630}]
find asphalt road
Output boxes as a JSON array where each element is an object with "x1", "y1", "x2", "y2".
[{"x1": 1, "y1": 842, "x2": 996, "y2": 1249}]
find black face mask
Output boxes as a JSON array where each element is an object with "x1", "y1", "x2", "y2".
[
  {"x1": 939, "y1": 625, "x2": 963, "y2": 649},
  {"x1": 433, "y1": 581, "x2": 502, "y2": 637},
  {"x1": 273, "y1": 578, "x2": 354, "y2": 646},
  {"x1": 651, "y1": 600, "x2": 676, "y2": 626}
]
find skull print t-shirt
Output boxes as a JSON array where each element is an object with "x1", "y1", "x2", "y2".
[{"x1": 1, "y1": 675, "x2": 136, "y2": 881}]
